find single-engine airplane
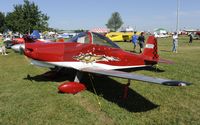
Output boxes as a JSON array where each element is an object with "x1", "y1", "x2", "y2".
[{"x1": 23, "y1": 31, "x2": 191, "y2": 96}]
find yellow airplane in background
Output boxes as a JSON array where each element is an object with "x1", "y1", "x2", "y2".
[{"x1": 106, "y1": 31, "x2": 141, "y2": 42}]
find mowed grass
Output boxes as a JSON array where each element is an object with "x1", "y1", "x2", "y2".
[{"x1": 0, "y1": 36, "x2": 200, "y2": 125}]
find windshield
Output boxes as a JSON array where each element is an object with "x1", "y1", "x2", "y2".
[
  {"x1": 92, "y1": 32, "x2": 120, "y2": 48},
  {"x1": 67, "y1": 32, "x2": 120, "y2": 49}
]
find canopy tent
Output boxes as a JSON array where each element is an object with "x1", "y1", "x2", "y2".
[
  {"x1": 153, "y1": 28, "x2": 169, "y2": 38},
  {"x1": 154, "y1": 28, "x2": 168, "y2": 34},
  {"x1": 89, "y1": 28, "x2": 110, "y2": 33}
]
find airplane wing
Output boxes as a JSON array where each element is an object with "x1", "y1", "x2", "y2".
[{"x1": 80, "y1": 67, "x2": 191, "y2": 86}]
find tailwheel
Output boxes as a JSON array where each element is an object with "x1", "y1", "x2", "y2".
[{"x1": 152, "y1": 64, "x2": 159, "y2": 72}]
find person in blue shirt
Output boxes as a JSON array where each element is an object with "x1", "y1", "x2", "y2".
[{"x1": 132, "y1": 31, "x2": 138, "y2": 52}]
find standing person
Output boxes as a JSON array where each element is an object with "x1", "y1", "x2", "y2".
[
  {"x1": 131, "y1": 31, "x2": 138, "y2": 52},
  {"x1": 0, "y1": 34, "x2": 8, "y2": 55},
  {"x1": 138, "y1": 32, "x2": 145, "y2": 53},
  {"x1": 172, "y1": 32, "x2": 178, "y2": 53},
  {"x1": 189, "y1": 33, "x2": 193, "y2": 44}
]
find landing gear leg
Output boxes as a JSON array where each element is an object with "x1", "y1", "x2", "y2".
[
  {"x1": 74, "y1": 71, "x2": 83, "y2": 82},
  {"x1": 123, "y1": 79, "x2": 131, "y2": 99}
]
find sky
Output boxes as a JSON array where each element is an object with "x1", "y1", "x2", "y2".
[{"x1": 0, "y1": 0, "x2": 200, "y2": 31}]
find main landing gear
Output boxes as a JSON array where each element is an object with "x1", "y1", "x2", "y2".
[
  {"x1": 122, "y1": 79, "x2": 131, "y2": 99},
  {"x1": 58, "y1": 72, "x2": 132, "y2": 100}
]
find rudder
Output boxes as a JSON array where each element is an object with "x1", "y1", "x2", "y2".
[{"x1": 142, "y1": 36, "x2": 159, "y2": 61}]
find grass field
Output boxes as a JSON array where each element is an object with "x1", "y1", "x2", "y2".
[{"x1": 0, "y1": 36, "x2": 200, "y2": 125}]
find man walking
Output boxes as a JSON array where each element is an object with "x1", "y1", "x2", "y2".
[
  {"x1": 138, "y1": 32, "x2": 145, "y2": 53},
  {"x1": 172, "y1": 32, "x2": 178, "y2": 53},
  {"x1": 131, "y1": 31, "x2": 138, "y2": 52}
]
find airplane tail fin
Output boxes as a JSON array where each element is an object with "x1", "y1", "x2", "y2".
[
  {"x1": 142, "y1": 36, "x2": 159, "y2": 64},
  {"x1": 142, "y1": 36, "x2": 174, "y2": 65}
]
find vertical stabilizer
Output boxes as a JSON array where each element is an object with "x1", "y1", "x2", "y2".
[{"x1": 142, "y1": 36, "x2": 159, "y2": 62}]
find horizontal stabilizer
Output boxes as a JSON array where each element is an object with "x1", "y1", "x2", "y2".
[{"x1": 80, "y1": 67, "x2": 191, "y2": 86}]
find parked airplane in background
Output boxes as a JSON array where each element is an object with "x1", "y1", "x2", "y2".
[
  {"x1": 11, "y1": 30, "x2": 50, "y2": 52},
  {"x1": 23, "y1": 32, "x2": 191, "y2": 96},
  {"x1": 184, "y1": 29, "x2": 200, "y2": 40},
  {"x1": 154, "y1": 32, "x2": 170, "y2": 38},
  {"x1": 106, "y1": 31, "x2": 140, "y2": 42},
  {"x1": 11, "y1": 30, "x2": 40, "y2": 52}
]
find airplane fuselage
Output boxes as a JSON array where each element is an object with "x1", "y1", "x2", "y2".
[{"x1": 25, "y1": 41, "x2": 151, "y2": 70}]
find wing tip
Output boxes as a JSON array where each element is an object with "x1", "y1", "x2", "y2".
[{"x1": 162, "y1": 81, "x2": 192, "y2": 86}]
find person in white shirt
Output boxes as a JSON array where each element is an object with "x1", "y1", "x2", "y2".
[{"x1": 172, "y1": 32, "x2": 178, "y2": 53}]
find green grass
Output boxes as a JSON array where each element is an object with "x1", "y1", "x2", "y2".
[{"x1": 0, "y1": 36, "x2": 200, "y2": 125}]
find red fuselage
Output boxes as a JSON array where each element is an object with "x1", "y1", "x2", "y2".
[{"x1": 24, "y1": 32, "x2": 158, "y2": 70}]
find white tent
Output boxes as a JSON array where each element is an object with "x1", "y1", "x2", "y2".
[
  {"x1": 154, "y1": 28, "x2": 169, "y2": 38},
  {"x1": 90, "y1": 28, "x2": 110, "y2": 33},
  {"x1": 154, "y1": 28, "x2": 167, "y2": 34}
]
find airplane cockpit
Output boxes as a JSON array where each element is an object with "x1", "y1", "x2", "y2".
[{"x1": 68, "y1": 32, "x2": 120, "y2": 48}]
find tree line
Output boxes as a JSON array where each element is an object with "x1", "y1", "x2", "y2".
[
  {"x1": 0, "y1": 0, "x2": 123, "y2": 34},
  {"x1": 0, "y1": 0, "x2": 49, "y2": 34}
]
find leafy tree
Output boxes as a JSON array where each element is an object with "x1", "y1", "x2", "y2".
[
  {"x1": 5, "y1": 0, "x2": 49, "y2": 33},
  {"x1": 0, "y1": 12, "x2": 6, "y2": 33},
  {"x1": 106, "y1": 12, "x2": 123, "y2": 31}
]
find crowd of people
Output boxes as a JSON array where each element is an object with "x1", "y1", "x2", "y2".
[{"x1": 131, "y1": 31, "x2": 194, "y2": 54}]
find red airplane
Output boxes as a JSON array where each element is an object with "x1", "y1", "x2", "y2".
[
  {"x1": 12, "y1": 37, "x2": 25, "y2": 44},
  {"x1": 23, "y1": 32, "x2": 191, "y2": 95}
]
